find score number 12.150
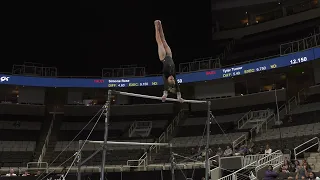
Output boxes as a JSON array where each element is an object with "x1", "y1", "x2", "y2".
[{"x1": 290, "y1": 57, "x2": 307, "y2": 65}]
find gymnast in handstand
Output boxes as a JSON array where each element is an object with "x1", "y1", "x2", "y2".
[{"x1": 154, "y1": 20, "x2": 184, "y2": 103}]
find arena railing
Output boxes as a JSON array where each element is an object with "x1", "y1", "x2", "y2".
[
  {"x1": 297, "y1": 85, "x2": 320, "y2": 104},
  {"x1": 12, "y1": 64, "x2": 57, "y2": 77},
  {"x1": 217, "y1": 161, "x2": 257, "y2": 180},
  {"x1": 178, "y1": 57, "x2": 221, "y2": 73},
  {"x1": 280, "y1": 33, "x2": 319, "y2": 55},
  {"x1": 243, "y1": 154, "x2": 267, "y2": 167},
  {"x1": 256, "y1": 150, "x2": 283, "y2": 167},
  {"x1": 217, "y1": 39, "x2": 235, "y2": 61},
  {"x1": 128, "y1": 121, "x2": 137, "y2": 137},
  {"x1": 37, "y1": 115, "x2": 54, "y2": 164},
  {"x1": 237, "y1": 111, "x2": 252, "y2": 129},
  {"x1": 294, "y1": 137, "x2": 320, "y2": 160},
  {"x1": 277, "y1": 103, "x2": 288, "y2": 121},
  {"x1": 255, "y1": 152, "x2": 284, "y2": 177},
  {"x1": 249, "y1": 110, "x2": 275, "y2": 140},
  {"x1": 232, "y1": 134, "x2": 247, "y2": 152},
  {"x1": 26, "y1": 162, "x2": 48, "y2": 173},
  {"x1": 126, "y1": 152, "x2": 148, "y2": 170},
  {"x1": 287, "y1": 96, "x2": 298, "y2": 112},
  {"x1": 297, "y1": 88, "x2": 308, "y2": 104},
  {"x1": 128, "y1": 121, "x2": 152, "y2": 138},
  {"x1": 102, "y1": 67, "x2": 146, "y2": 77},
  {"x1": 238, "y1": 109, "x2": 272, "y2": 130},
  {"x1": 243, "y1": 152, "x2": 281, "y2": 168}
]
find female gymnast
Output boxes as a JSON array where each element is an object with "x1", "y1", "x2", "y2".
[{"x1": 154, "y1": 20, "x2": 184, "y2": 103}]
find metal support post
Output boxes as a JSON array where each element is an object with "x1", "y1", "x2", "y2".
[
  {"x1": 205, "y1": 101, "x2": 211, "y2": 180},
  {"x1": 77, "y1": 140, "x2": 82, "y2": 180},
  {"x1": 100, "y1": 90, "x2": 112, "y2": 180},
  {"x1": 170, "y1": 143, "x2": 175, "y2": 180}
]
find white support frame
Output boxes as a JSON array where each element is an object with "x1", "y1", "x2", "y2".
[{"x1": 76, "y1": 90, "x2": 211, "y2": 180}]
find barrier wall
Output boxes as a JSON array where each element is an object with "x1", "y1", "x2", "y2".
[{"x1": 0, "y1": 169, "x2": 205, "y2": 180}]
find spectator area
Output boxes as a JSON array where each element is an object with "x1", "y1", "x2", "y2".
[
  {"x1": 0, "y1": 141, "x2": 35, "y2": 167},
  {"x1": 255, "y1": 123, "x2": 320, "y2": 141},
  {"x1": 171, "y1": 132, "x2": 247, "y2": 147},
  {"x1": 226, "y1": 20, "x2": 318, "y2": 64}
]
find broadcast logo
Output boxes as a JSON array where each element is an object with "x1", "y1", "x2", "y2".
[{"x1": 0, "y1": 76, "x2": 10, "y2": 82}]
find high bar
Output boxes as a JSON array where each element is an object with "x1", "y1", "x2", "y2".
[
  {"x1": 112, "y1": 91, "x2": 207, "y2": 104},
  {"x1": 87, "y1": 140, "x2": 170, "y2": 146}
]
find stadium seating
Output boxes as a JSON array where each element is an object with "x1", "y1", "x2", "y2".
[
  {"x1": 0, "y1": 118, "x2": 41, "y2": 167},
  {"x1": 307, "y1": 153, "x2": 320, "y2": 172},
  {"x1": 171, "y1": 132, "x2": 247, "y2": 147},
  {"x1": 0, "y1": 141, "x2": 36, "y2": 152},
  {"x1": 255, "y1": 123, "x2": 320, "y2": 141},
  {"x1": 226, "y1": 21, "x2": 318, "y2": 64}
]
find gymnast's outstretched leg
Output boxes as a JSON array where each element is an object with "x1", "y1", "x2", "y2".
[
  {"x1": 158, "y1": 20, "x2": 172, "y2": 58},
  {"x1": 154, "y1": 20, "x2": 183, "y2": 103}
]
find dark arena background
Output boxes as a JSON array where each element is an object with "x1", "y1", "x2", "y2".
[{"x1": 1, "y1": 1, "x2": 320, "y2": 180}]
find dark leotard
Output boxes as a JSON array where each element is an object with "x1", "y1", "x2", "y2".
[{"x1": 162, "y1": 56, "x2": 180, "y2": 93}]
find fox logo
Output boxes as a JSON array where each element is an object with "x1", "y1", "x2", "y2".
[{"x1": 0, "y1": 76, "x2": 10, "y2": 82}]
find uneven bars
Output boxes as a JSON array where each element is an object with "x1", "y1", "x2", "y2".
[
  {"x1": 87, "y1": 140, "x2": 170, "y2": 146},
  {"x1": 112, "y1": 91, "x2": 207, "y2": 104}
]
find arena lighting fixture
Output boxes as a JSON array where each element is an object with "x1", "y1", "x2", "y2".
[{"x1": 75, "y1": 90, "x2": 211, "y2": 180}]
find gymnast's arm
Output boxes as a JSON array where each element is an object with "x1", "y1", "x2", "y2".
[
  {"x1": 174, "y1": 76, "x2": 183, "y2": 101},
  {"x1": 162, "y1": 75, "x2": 169, "y2": 99},
  {"x1": 174, "y1": 75, "x2": 180, "y2": 93}
]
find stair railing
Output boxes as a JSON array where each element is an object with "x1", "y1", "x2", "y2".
[
  {"x1": 287, "y1": 96, "x2": 298, "y2": 112},
  {"x1": 128, "y1": 121, "x2": 137, "y2": 137},
  {"x1": 249, "y1": 110, "x2": 275, "y2": 139},
  {"x1": 146, "y1": 109, "x2": 188, "y2": 162},
  {"x1": 297, "y1": 88, "x2": 307, "y2": 104},
  {"x1": 255, "y1": 150, "x2": 284, "y2": 175},
  {"x1": 217, "y1": 39, "x2": 236, "y2": 61},
  {"x1": 218, "y1": 161, "x2": 257, "y2": 180},
  {"x1": 237, "y1": 111, "x2": 251, "y2": 129},
  {"x1": 277, "y1": 103, "x2": 288, "y2": 120},
  {"x1": 126, "y1": 152, "x2": 148, "y2": 170},
  {"x1": 256, "y1": 150, "x2": 283, "y2": 167},
  {"x1": 232, "y1": 134, "x2": 247, "y2": 152},
  {"x1": 294, "y1": 137, "x2": 319, "y2": 160},
  {"x1": 37, "y1": 114, "x2": 55, "y2": 164}
]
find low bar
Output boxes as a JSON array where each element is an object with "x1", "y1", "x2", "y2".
[
  {"x1": 112, "y1": 91, "x2": 207, "y2": 104},
  {"x1": 87, "y1": 140, "x2": 170, "y2": 146}
]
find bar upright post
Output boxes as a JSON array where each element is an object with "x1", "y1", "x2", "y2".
[
  {"x1": 77, "y1": 140, "x2": 82, "y2": 180},
  {"x1": 205, "y1": 101, "x2": 211, "y2": 180},
  {"x1": 100, "y1": 90, "x2": 112, "y2": 180},
  {"x1": 170, "y1": 143, "x2": 175, "y2": 180}
]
